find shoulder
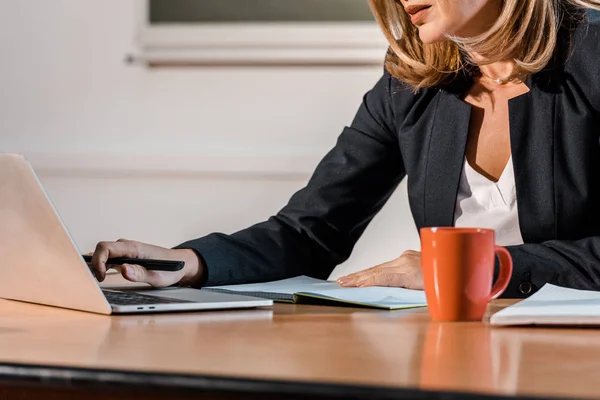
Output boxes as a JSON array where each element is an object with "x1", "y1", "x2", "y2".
[
  {"x1": 361, "y1": 66, "x2": 437, "y2": 134},
  {"x1": 385, "y1": 68, "x2": 442, "y2": 128},
  {"x1": 570, "y1": 10, "x2": 600, "y2": 54},
  {"x1": 563, "y1": 10, "x2": 600, "y2": 109},
  {"x1": 386, "y1": 70, "x2": 429, "y2": 112},
  {"x1": 565, "y1": 10, "x2": 600, "y2": 67}
]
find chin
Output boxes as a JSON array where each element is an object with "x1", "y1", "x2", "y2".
[{"x1": 417, "y1": 25, "x2": 447, "y2": 44}]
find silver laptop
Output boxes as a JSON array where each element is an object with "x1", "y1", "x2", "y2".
[{"x1": 0, "y1": 154, "x2": 273, "y2": 314}]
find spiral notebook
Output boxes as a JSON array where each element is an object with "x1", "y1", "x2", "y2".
[
  {"x1": 490, "y1": 284, "x2": 600, "y2": 326},
  {"x1": 204, "y1": 276, "x2": 427, "y2": 310}
]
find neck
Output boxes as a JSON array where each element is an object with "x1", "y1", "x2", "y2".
[{"x1": 469, "y1": 54, "x2": 519, "y2": 85}]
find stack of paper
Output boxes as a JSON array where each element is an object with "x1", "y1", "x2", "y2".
[
  {"x1": 204, "y1": 276, "x2": 427, "y2": 310},
  {"x1": 490, "y1": 283, "x2": 600, "y2": 326}
]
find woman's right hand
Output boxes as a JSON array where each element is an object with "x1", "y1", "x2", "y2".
[{"x1": 89, "y1": 239, "x2": 205, "y2": 288}]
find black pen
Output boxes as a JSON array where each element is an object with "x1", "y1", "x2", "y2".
[{"x1": 82, "y1": 255, "x2": 184, "y2": 272}]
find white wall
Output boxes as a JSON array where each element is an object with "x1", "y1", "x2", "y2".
[{"x1": 0, "y1": 0, "x2": 419, "y2": 280}]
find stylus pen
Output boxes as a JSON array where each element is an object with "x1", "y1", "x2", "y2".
[{"x1": 81, "y1": 255, "x2": 184, "y2": 271}]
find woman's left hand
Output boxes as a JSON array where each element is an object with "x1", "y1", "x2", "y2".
[{"x1": 336, "y1": 250, "x2": 424, "y2": 289}]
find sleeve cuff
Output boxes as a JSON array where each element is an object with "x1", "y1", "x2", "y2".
[{"x1": 172, "y1": 233, "x2": 233, "y2": 287}]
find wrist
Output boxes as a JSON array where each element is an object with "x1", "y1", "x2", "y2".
[{"x1": 176, "y1": 249, "x2": 206, "y2": 287}]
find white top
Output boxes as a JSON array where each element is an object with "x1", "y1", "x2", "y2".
[{"x1": 454, "y1": 156, "x2": 524, "y2": 246}]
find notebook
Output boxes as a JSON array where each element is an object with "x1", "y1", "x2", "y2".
[
  {"x1": 204, "y1": 276, "x2": 428, "y2": 310},
  {"x1": 490, "y1": 283, "x2": 600, "y2": 326}
]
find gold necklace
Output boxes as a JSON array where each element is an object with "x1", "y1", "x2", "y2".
[{"x1": 478, "y1": 69, "x2": 521, "y2": 85}]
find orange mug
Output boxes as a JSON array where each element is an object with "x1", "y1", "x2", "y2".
[{"x1": 420, "y1": 227, "x2": 512, "y2": 321}]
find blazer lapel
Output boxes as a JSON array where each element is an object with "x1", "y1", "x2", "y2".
[
  {"x1": 509, "y1": 81, "x2": 557, "y2": 243},
  {"x1": 422, "y1": 74, "x2": 557, "y2": 240},
  {"x1": 423, "y1": 90, "x2": 472, "y2": 227}
]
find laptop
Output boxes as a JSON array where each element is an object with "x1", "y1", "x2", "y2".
[{"x1": 0, "y1": 154, "x2": 273, "y2": 314}]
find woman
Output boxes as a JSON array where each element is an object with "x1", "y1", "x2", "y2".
[{"x1": 90, "y1": 0, "x2": 600, "y2": 298}]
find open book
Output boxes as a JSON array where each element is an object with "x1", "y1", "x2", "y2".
[
  {"x1": 204, "y1": 276, "x2": 427, "y2": 310},
  {"x1": 490, "y1": 283, "x2": 600, "y2": 326}
]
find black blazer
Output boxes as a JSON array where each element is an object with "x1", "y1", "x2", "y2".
[{"x1": 176, "y1": 12, "x2": 600, "y2": 298}]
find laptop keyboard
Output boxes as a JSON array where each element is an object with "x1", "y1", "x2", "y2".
[{"x1": 102, "y1": 289, "x2": 191, "y2": 305}]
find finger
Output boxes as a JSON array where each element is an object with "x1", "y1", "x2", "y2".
[
  {"x1": 338, "y1": 270, "x2": 378, "y2": 287},
  {"x1": 338, "y1": 268, "x2": 376, "y2": 286},
  {"x1": 337, "y1": 269, "x2": 375, "y2": 286},
  {"x1": 341, "y1": 266, "x2": 408, "y2": 288},
  {"x1": 120, "y1": 264, "x2": 148, "y2": 283},
  {"x1": 121, "y1": 264, "x2": 168, "y2": 287},
  {"x1": 90, "y1": 241, "x2": 140, "y2": 282},
  {"x1": 338, "y1": 260, "x2": 398, "y2": 287},
  {"x1": 337, "y1": 274, "x2": 359, "y2": 287},
  {"x1": 350, "y1": 267, "x2": 391, "y2": 287}
]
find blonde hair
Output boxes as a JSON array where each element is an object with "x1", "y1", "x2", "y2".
[{"x1": 368, "y1": 0, "x2": 600, "y2": 89}]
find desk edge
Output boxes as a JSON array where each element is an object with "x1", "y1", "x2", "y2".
[{"x1": 0, "y1": 362, "x2": 567, "y2": 400}]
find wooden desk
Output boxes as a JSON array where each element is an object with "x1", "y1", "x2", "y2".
[{"x1": 0, "y1": 279, "x2": 597, "y2": 400}]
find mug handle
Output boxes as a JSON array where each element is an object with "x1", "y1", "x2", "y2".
[{"x1": 489, "y1": 246, "x2": 513, "y2": 300}]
